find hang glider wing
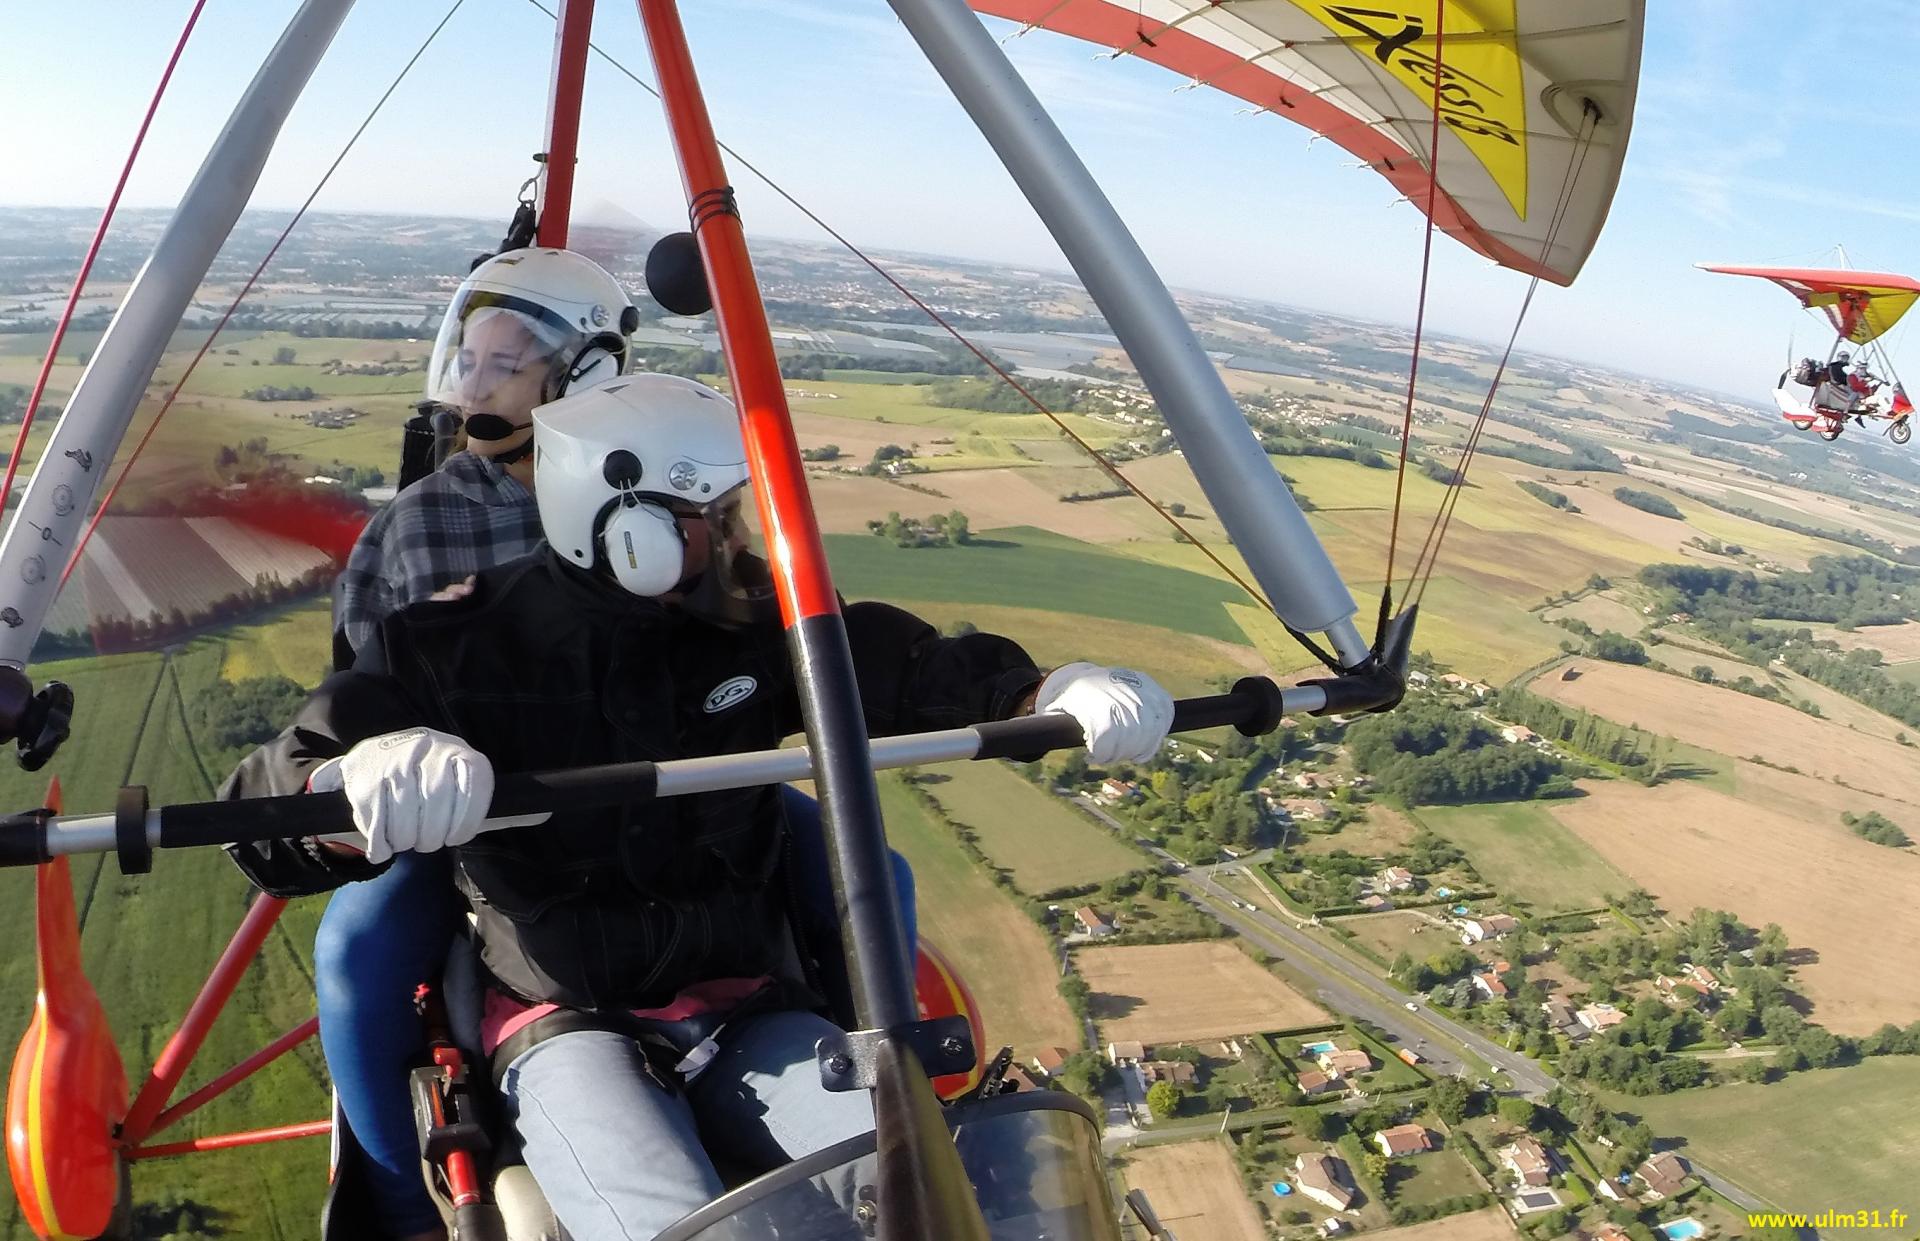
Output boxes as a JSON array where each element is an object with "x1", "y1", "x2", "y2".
[
  {"x1": 968, "y1": 1, "x2": 1645, "y2": 286},
  {"x1": 1699, "y1": 264, "x2": 1920, "y2": 345}
]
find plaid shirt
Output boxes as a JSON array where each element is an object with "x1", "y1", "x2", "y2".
[{"x1": 332, "y1": 451, "x2": 543, "y2": 657}]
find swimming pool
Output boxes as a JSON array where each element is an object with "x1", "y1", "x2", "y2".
[
  {"x1": 1271, "y1": 1183, "x2": 1294, "y2": 1197},
  {"x1": 1452, "y1": 905, "x2": 1470, "y2": 915},
  {"x1": 1659, "y1": 1218, "x2": 1704, "y2": 1240},
  {"x1": 1301, "y1": 1040, "x2": 1340, "y2": 1055}
]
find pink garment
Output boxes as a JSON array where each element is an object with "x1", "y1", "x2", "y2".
[{"x1": 481, "y1": 976, "x2": 773, "y2": 1056}]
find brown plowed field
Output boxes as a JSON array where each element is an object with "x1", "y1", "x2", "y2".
[
  {"x1": 1121, "y1": 1140, "x2": 1265, "y2": 1241},
  {"x1": 1547, "y1": 780, "x2": 1920, "y2": 1033},
  {"x1": 1075, "y1": 942, "x2": 1326, "y2": 1045},
  {"x1": 1369, "y1": 1207, "x2": 1520, "y2": 1241}
]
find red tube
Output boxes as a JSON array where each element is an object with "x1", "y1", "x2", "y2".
[
  {"x1": 125, "y1": 1120, "x2": 331, "y2": 1161},
  {"x1": 118, "y1": 895, "x2": 289, "y2": 1144},
  {"x1": 146, "y1": 1016, "x2": 319, "y2": 1137},
  {"x1": 537, "y1": 0, "x2": 596, "y2": 248},
  {"x1": 635, "y1": 0, "x2": 839, "y2": 624}
]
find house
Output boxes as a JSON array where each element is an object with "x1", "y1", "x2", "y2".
[
  {"x1": 1282, "y1": 798, "x2": 1332, "y2": 822},
  {"x1": 1359, "y1": 895, "x2": 1395, "y2": 913},
  {"x1": 1321, "y1": 1219, "x2": 1347, "y2": 1237},
  {"x1": 1440, "y1": 673, "x2": 1471, "y2": 690},
  {"x1": 1319, "y1": 1048, "x2": 1373, "y2": 1077},
  {"x1": 1107, "y1": 1041, "x2": 1146, "y2": 1066},
  {"x1": 1637, "y1": 1152, "x2": 1690, "y2": 1201},
  {"x1": 1469, "y1": 682, "x2": 1492, "y2": 698},
  {"x1": 1576, "y1": 1003, "x2": 1626, "y2": 1033},
  {"x1": 1295, "y1": 1068, "x2": 1340, "y2": 1097},
  {"x1": 1074, "y1": 907, "x2": 1115, "y2": 937},
  {"x1": 1501, "y1": 1136, "x2": 1553, "y2": 1187},
  {"x1": 1375, "y1": 1124, "x2": 1433, "y2": 1157},
  {"x1": 1541, "y1": 999, "x2": 1577, "y2": 1030},
  {"x1": 1140, "y1": 1060, "x2": 1198, "y2": 1087},
  {"x1": 1408, "y1": 670, "x2": 1432, "y2": 687},
  {"x1": 1096, "y1": 778, "x2": 1139, "y2": 804},
  {"x1": 1293, "y1": 1152, "x2": 1357, "y2": 1211},
  {"x1": 1002, "y1": 1065, "x2": 1041, "y2": 1093},
  {"x1": 1376, "y1": 866, "x2": 1416, "y2": 892},
  {"x1": 1501, "y1": 724, "x2": 1538, "y2": 744},
  {"x1": 1031, "y1": 1046, "x2": 1070, "y2": 1078},
  {"x1": 1294, "y1": 771, "x2": 1336, "y2": 791},
  {"x1": 1595, "y1": 1177, "x2": 1634, "y2": 1204},
  {"x1": 1460, "y1": 914, "x2": 1520, "y2": 943},
  {"x1": 1684, "y1": 962, "x2": 1728, "y2": 992},
  {"x1": 1472, "y1": 972, "x2": 1509, "y2": 1000},
  {"x1": 1591, "y1": 1226, "x2": 1634, "y2": 1241}
]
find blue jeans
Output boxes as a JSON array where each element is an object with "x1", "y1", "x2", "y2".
[
  {"x1": 503, "y1": 1012, "x2": 875, "y2": 1240},
  {"x1": 313, "y1": 787, "x2": 915, "y2": 1231}
]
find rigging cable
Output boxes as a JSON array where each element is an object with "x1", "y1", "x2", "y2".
[
  {"x1": 1378, "y1": 0, "x2": 1446, "y2": 648},
  {"x1": 523, "y1": 0, "x2": 1287, "y2": 625},
  {"x1": 1402, "y1": 104, "x2": 1601, "y2": 607},
  {"x1": 0, "y1": 0, "x2": 209, "y2": 516},
  {"x1": 60, "y1": 0, "x2": 469, "y2": 588}
]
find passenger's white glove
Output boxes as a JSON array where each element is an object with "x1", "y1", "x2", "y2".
[
  {"x1": 308, "y1": 728, "x2": 517, "y2": 864},
  {"x1": 1033, "y1": 662, "x2": 1175, "y2": 765}
]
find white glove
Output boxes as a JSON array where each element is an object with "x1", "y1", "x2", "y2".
[
  {"x1": 1033, "y1": 662, "x2": 1175, "y2": 765},
  {"x1": 308, "y1": 728, "x2": 530, "y2": 864}
]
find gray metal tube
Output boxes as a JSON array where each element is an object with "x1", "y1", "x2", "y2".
[
  {"x1": 0, "y1": 0, "x2": 357, "y2": 669},
  {"x1": 885, "y1": 0, "x2": 1370, "y2": 668}
]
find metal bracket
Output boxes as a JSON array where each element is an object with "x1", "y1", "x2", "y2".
[{"x1": 815, "y1": 1015, "x2": 975, "y2": 1092}]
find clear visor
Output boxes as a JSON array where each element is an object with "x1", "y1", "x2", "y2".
[
  {"x1": 424, "y1": 290, "x2": 588, "y2": 418},
  {"x1": 670, "y1": 485, "x2": 776, "y2": 626}
]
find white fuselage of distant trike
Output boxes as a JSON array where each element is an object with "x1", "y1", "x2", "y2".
[{"x1": 1774, "y1": 372, "x2": 1910, "y2": 442}]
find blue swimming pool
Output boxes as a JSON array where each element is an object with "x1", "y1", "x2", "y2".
[
  {"x1": 1452, "y1": 904, "x2": 1471, "y2": 915},
  {"x1": 1659, "y1": 1218, "x2": 1704, "y2": 1240},
  {"x1": 1271, "y1": 1183, "x2": 1293, "y2": 1197},
  {"x1": 1301, "y1": 1040, "x2": 1339, "y2": 1055}
]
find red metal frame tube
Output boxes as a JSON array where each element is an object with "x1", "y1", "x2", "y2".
[
  {"x1": 146, "y1": 1015, "x2": 319, "y2": 1137},
  {"x1": 126, "y1": 1119, "x2": 331, "y2": 1161},
  {"x1": 119, "y1": 894, "x2": 289, "y2": 1144},
  {"x1": 634, "y1": 0, "x2": 916, "y2": 1029},
  {"x1": 536, "y1": 0, "x2": 596, "y2": 248}
]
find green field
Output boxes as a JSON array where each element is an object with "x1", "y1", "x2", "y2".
[
  {"x1": 826, "y1": 528, "x2": 1252, "y2": 643},
  {"x1": 1603, "y1": 1060, "x2": 1920, "y2": 1236},
  {"x1": 1384, "y1": 1146, "x2": 1484, "y2": 1209},
  {"x1": 1412, "y1": 801, "x2": 1634, "y2": 913},
  {"x1": 222, "y1": 598, "x2": 335, "y2": 685},
  {"x1": 877, "y1": 774, "x2": 1083, "y2": 1057},
  {"x1": 918, "y1": 761, "x2": 1142, "y2": 895},
  {"x1": 0, "y1": 632, "x2": 333, "y2": 1241}
]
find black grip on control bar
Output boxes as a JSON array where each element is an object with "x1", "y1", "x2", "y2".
[{"x1": 971, "y1": 678, "x2": 1286, "y2": 761}]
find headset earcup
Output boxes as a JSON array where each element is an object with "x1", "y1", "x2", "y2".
[{"x1": 602, "y1": 501, "x2": 686, "y2": 597}]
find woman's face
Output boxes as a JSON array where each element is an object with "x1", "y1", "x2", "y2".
[{"x1": 447, "y1": 311, "x2": 550, "y2": 430}]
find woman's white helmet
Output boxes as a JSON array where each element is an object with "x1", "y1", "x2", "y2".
[
  {"x1": 533, "y1": 374, "x2": 772, "y2": 621},
  {"x1": 425, "y1": 248, "x2": 640, "y2": 455}
]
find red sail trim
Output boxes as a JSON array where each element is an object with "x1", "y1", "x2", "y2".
[{"x1": 971, "y1": 0, "x2": 1571, "y2": 285}]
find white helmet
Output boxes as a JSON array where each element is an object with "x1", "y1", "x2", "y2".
[
  {"x1": 425, "y1": 248, "x2": 640, "y2": 458},
  {"x1": 533, "y1": 374, "x2": 773, "y2": 623}
]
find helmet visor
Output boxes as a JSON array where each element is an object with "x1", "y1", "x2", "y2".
[
  {"x1": 425, "y1": 290, "x2": 591, "y2": 419},
  {"x1": 675, "y1": 486, "x2": 776, "y2": 626}
]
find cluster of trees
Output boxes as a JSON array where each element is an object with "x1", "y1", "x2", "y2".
[
  {"x1": 866, "y1": 510, "x2": 971, "y2": 548},
  {"x1": 1476, "y1": 437, "x2": 1623, "y2": 473},
  {"x1": 632, "y1": 345, "x2": 723, "y2": 380},
  {"x1": 799, "y1": 444, "x2": 841, "y2": 462},
  {"x1": 1643, "y1": 555, "x2": 1920, "y2": 630},
  {"x1": 1257, "y1": 434, "x2": 1392, "y2": 469},
  {"x1": 1559, "y1": 1000, "x2": 1712, "y2": 1095},
  {"x1": 923, "y1": 376, "x2": 1091, "y2": 413},
  {"x1": 1843, "y1": 810, "x2": 1912, "y2": 847},
  {"x1": 861, "y1": 444, "x2": 926, "y2": 476},
  {"x1": 190, "y1": 675, "x2": 310, "y2": 766},
  {"x1": 1518, "y1": 480, "x2": 1579, "y2": 511},
  {"x1": 1549, "y1": 617, "x2": 1650, "y2": 665},
  {"x1": 200, "y1": 313, "x2": 426, "y2": 339},
  {"x1": 1059, "y1": 486, "x2": 1129, "y2": 503},
  {"x1": 0, "y1": 383, "x2": 58, "y2": 425},
  {"x1": 1346, "y1": 699, "x2": 1568, "y2": 804},
  {"x1": 1612, "y1": 487, "x2": 1683, "y2": 519},
  {"x1": 1489, "y1": 689, "x2": 1664, "y2": 777},
  {"x1": 1673, "y1": 485, "x2": 1920, "y2": 565},
  {"x1": 241, "y1": 384, "x2": 319, "y2": 402},
  {"x1": 1059, "y1": 721, "x2": 1297, "y2": 857}
]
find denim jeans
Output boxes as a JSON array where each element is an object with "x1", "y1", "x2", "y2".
[
  {"x1": 312, "y1": 787, "x2": 915, "y2": 1231},
  {"x1": 501, "y1": 1012, "x2": 875, "y2": 1240}
]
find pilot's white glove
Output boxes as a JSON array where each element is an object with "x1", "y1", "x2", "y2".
[
  {"x1": 1033, "y1": 662, "x2": 1175, "y2": 765},
  {"x1": 308, "y1": 727, "x2": 509, "y2": 864}
]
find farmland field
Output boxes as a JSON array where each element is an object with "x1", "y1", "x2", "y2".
[
  {"x1": 1296, "y1": 805, "x2": 1422, "y2": 857},
  {"x1": 1335, "y1": 910, "x2": 1450, "y2": 964},
  {"x1": 1074, "y1": 942, "x2": 1326, "y2": 1044},
  {"x1": 1367, "y1": 1206, "x2": 1518, "y2": 1241},
  {"x1": 1120, "y1": 1139, "x2": 1265, "y2": 1241},
  {"x1": 1413, "y1": 801, "x2": 1633, "y2": 913},
  {"x1": 876, "y1": 774, "x2": 1082, "y2": 1057},
  {"x1": 1386, "y1": 1147, "x2": 1486, "y2": 1209},
  {"x1": 917, "y1": 762, "x2": 1141, "y2": 895},
  {"x1": 1531, "y1": 660, "x2": 1920, "y2": 802},
  {"x1": 1548, "y1": 780, "x2": 1920, "y2": 1032},
  {"x1": 1606, "y1": 1060, "x2": 1920, "y2": 1238}
]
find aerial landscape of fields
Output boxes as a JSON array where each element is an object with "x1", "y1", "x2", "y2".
[{"x1": 5, "y1": 203, "x2": 1920, "y2": 1241}]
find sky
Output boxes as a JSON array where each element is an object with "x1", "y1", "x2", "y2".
[{"x1": 4, "y1": 0, "x2": 1919, "y2": 398}]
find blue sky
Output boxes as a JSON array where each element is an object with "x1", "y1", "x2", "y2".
[{"x1": 5, "y1": 0, "x2": 1918, "y2": 397}]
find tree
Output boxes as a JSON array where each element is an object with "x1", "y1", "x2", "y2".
[
  {"x1": 272, "y1": 345, "x2": 297, "y2": 365},
  {"x1": 1057, "y1": 975, "x2": 1091, "y2": 1019},
  {"x1": 946, "y1": 509, "x2": 971, "y2": 545},
  {"x1": 1497, "y1": 1097, "x2": 1536, "y2": 1130},
  {"x1": 1430, "y1": 1075, "x2": 1475, "y2": 1124},
  {"x1": 1290, "y1": 1106, "x2": 1333, "y2": 1141},
  {"x1": 1362, "y1": 1150, "x2": 1391, "y2": 1184},
  {"x1": 1146, "y1": 1079, "x2": 1180, "y2": 1119}
]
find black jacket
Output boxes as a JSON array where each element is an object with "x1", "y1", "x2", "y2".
[{"x1": 224, "y1": 550, "x2": 1044, "y2": 1010}]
